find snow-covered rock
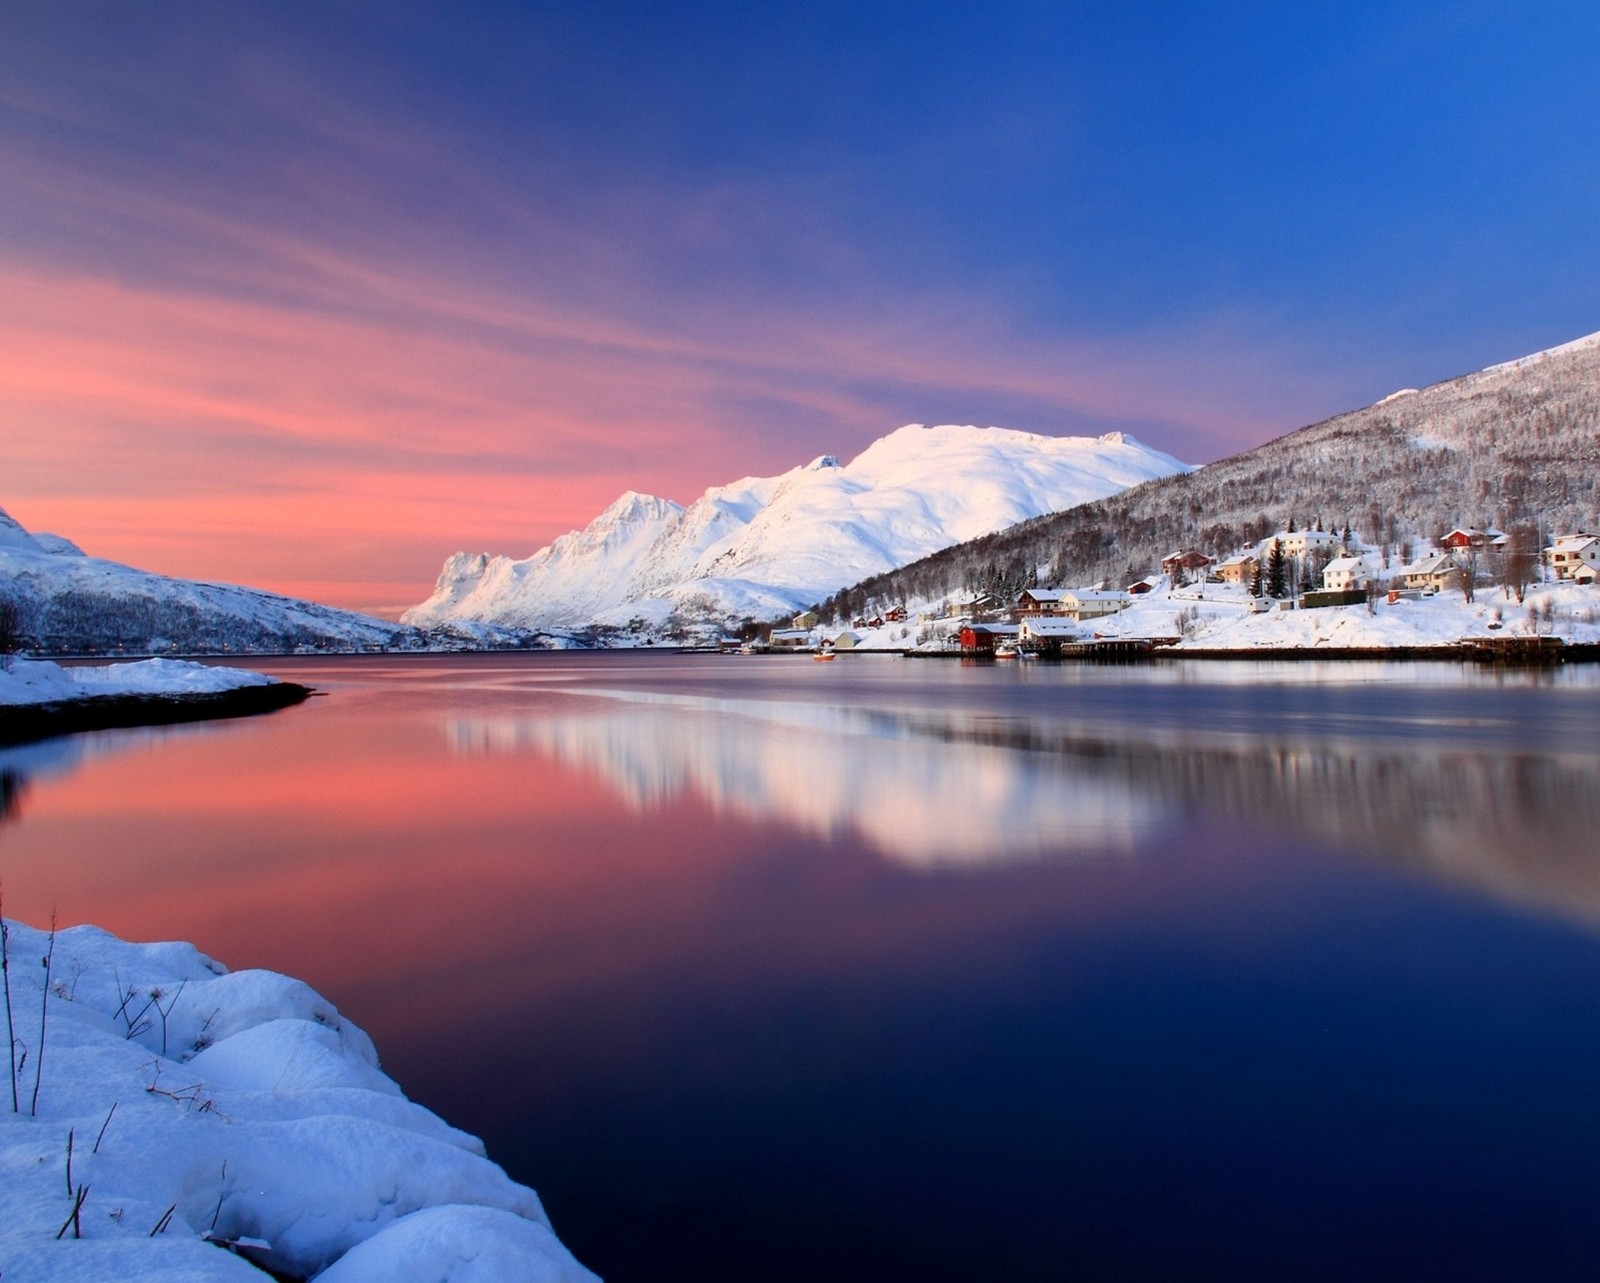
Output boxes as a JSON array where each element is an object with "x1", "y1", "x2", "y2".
[
  {"x1": 0, "y1": 658, "x2": 279, "y2": 708},
  {"x1": 405, "y1": 424, "x2": 1191, "y2": 632},
  {"x1": 0, "y1": 920, "x2": 597, "y2": 1283}
]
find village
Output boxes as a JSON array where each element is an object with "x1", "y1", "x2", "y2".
[{"x1": 743, "y1": 526, "x2": 1600, "y2": 659}]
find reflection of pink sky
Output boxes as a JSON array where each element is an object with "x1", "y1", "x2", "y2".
[{"x1": 0, "y1": 689, "x2": 1300, "y2": 1080}]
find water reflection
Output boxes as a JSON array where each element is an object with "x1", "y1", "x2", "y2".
[{"x1": 447, "y1": 679, "x2": 1600, "y2": 925}]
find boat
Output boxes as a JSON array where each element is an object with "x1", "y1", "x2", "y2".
[
  {"x1": 813, "y1": 650, "x2": 837, "y2": 661},
  {"x1": 994, "y1": 642, "x2": 1019, "y2": 660}
]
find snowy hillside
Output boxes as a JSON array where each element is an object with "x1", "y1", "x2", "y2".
[
  {"x1": 818, "y1": 329, "x2": 1600, "y2": 617},
  {"x1": 405, "y1": 424, "x2": 1191, "y2": 633},
  {"x1": 0, "y1": 505, "x2": 412, "y2": 655}
]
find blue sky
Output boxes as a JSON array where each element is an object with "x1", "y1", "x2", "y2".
[{"x1": 2, "y1": 1, "x2": 1596, "y2": 608}]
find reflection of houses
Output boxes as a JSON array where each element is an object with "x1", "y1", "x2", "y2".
[
  {"x1": 1215, "y1": 554, "x2": 1259, "y2": 586},
  {"x1": 1396, "y1": 553, "x2": 1460, "y2": 593},
  {"x1": 1321, "y1": 556, "x2": 1369, "y2": 593},
  {"x1": 1546, "y1": 534, "x2": 1600, "y2": 581}
]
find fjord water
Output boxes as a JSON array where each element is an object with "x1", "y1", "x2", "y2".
[{"x1": 5, "y1": 654, "x2": 1600, "y2": 1281}]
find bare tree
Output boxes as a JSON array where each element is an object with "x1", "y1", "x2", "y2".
[{"x1": 0, "y1": 597, "x2": 23, "y2": 671}]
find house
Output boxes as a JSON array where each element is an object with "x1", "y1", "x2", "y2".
[
  {"x1": 829, "y1": 630, "x2": 861, "y2": 651},
  {"x1": 1258, "y1": 529, "x2": 1340, "y2": 559},
  {"x1": 883, "y1": 605, "x2": 908, "y2": 623},
  {"x1": 1018, "y1": 617, "x2": 1080, "y2": 647},
  {"x1": 1160, "y1": 549, "x2": 1215, "y2": 575},
  {"x1": 1126, "y1": 579, "x2": 1157, "y2": 595},
  {"x1": 1215, "y1": 554, "x2": 1259, "y2": 586},
  {"x1": 959, "y1": 623, "x2": 1019, "y2": 654},
  {"x1": 791, "y1": 610, "x2": 820, "y2": 630},
  {"x1": 1575, "y1": 564, "x2": 1599, "y2": 586},
  {"x1": 1441, "y1": 528, "x2": 1490, "y2": 550},
  {"x1": 1015, "y1": 588, "x2": 1066, "y2": 616},
  {"x1": 1058, "y1": 590, "x2": 1132, "y2": 621},
  {"x1": 1396, "y1": 553, "x2": 1461, "y2": 594},
  {"x1": 767, "y1": 628, "x2": 813, "y2": 650},
  {"x1": 1545, "y1": 533, "x2": 1600, "y2": 581},
  {"x1": 1321, "y1": 556, "x2": 1370, "y2": 593}
]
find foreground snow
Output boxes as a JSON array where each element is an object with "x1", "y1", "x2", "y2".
[
  {"x1": 0, "y1": 658, "x2": 279, "y2": 708},
  {"x1": 0, "y1": 919, "x2": 597, "y2": 1283}
]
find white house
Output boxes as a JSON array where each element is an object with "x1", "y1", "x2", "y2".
[
  {"x1": 767, "y1": 628, "x2": 813, "y2": 650},
  {"x1": 1258, "y1": 529, "x2": 1340, "y2": 559},
  {"x1": 1321, "y1": 556, "x2": 1370, "y2": 593},
  {"x1": 1018, "y1": 617, "x2": 1080, "y2": 645},
  {"x1": 1059, "y1": 590, "x2": 1132, "y2": 621},
  {"x1": 1545, "y1": 534, "x2": 1600, "y2": 581},
  {"x1": 1396, "y1": 553, "x2": 1460, "y2": 593}
]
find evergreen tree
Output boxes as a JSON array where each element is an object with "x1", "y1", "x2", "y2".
[
  {"x1": 1266, "y1": 539, "x2": 1287, "y2": 599},
  {"x1": 1249, "y1": 561, "x2": 1264, "y2": 597}
]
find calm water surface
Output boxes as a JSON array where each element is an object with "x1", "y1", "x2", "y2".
[{"x1": 5, "y1": 653, "x2": 1600, "y2": 1281}]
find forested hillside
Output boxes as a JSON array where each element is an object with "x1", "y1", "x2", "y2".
[{"x1": 817, "y1": 333, "x2": 1600, "y2": 622}]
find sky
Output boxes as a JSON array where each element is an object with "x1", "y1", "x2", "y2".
[{"x1": 3, "y1": 1, "x2": 1598, "y2": 615}]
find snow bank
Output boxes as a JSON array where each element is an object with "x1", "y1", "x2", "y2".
[
  {"x1": 0, "y1": 659, "x2": 277, "y2": 708},
  {"x1": 0, "y1": 920, "x2": 597, "y2": 1283}
]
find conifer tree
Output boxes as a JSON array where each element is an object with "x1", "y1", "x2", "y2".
[{"x1": 1266, "y1": 539, "x2": 1287, "y2": 598}]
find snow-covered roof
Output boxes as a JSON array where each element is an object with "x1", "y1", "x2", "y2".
[
  {"x1": 1548, "y1": 534, "x2": 1600, "y2": 552},
  {"x1": 1018, "y1": 588, "x2": 1065, "y2": 601},
  {"x1": 1324, "y1": 557, "x2": 1367, "y2": 574},
  {"x1": 1400, "y1": 553, "x2": 1457, "y2": 575},
  {"x1": 1062, "y1": 589, "x2": 1130, "y2": 603},
  {"x1": 1019, "y1": 617, "x2": 1080, "y2": 636}
]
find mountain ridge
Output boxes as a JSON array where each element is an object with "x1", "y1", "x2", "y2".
[
  {"x1": 405, "y1": 423, "x2": 1192, "y2": 633},
  {"x1": 814, "y1": 329, "x2": 1600, "y2": 622}
]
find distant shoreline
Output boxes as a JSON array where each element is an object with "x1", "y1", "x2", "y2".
[{"x1": 0, "y1": 681, "x2": 315, "y2": 747}]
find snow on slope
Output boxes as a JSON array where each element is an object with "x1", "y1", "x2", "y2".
[
  {"x1": 406, "y1": 424, "x2": 1192, "y2": 631},
  {"x1": 0, "y1": 919, "x2": 596, "y2": 1283},
  {"x1": 0, "y1": 504, "x2": 409, "y2": 655}
]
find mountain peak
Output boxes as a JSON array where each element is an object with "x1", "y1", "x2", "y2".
[{"x1": 405, "y1": 423, "x2": 1192, "y2": 632}]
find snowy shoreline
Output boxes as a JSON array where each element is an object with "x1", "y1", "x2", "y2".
[
  {"x1": 0, "y1": 918, "x2": 598, "y2": 1282},
  {"x1": 0, "y1": 659, "x2": 313, "y2": 747}
]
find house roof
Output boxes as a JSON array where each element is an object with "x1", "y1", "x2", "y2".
[
  {"x1": 1324, "y1": 557, "x2": 1367, "y2": 574},
  {"x1": 1063, "y1": 589, "x2": 1130, "y2": 602},
  {"x1": 1019, "y1": 588, "x2": 1065, "y2": 601},
  {"x1": 1019, "y1": 617, "x2": 1080, "y2": 636},
  {"x1": 1400, "y1": 553, "x2": 1456, "y2": 575},
  {"x1": 1548, "y1": 534, "x2": 1600, "y2": 552}
]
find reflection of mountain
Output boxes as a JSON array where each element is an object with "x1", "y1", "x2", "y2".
[
  {"x1": 448, "y1": 686, "x2": 1600, "y2": 926},
  {"x1": 447, "y1": 696, "x2": 1162, "y2": 866}
]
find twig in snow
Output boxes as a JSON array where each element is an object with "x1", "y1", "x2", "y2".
[
  {"x1": 149, "y1": 1203, "x2": 176, "y2": 1236},
  {"x1": 1, "y1": 884, "x2": 17, "y2": 1112},
  {"x1": 30, "y1": 907, "x2": 56, "y2": 1116},
  {"x1": 65, "y1": 1126, "x2": 74, "y2": 1197},
  {"x1": 54, "y1": 1183, "x2": 89, "y2": 1240},
  {"x1": 93, "y1": 1101, "x2": 117, "y2": 1154}
]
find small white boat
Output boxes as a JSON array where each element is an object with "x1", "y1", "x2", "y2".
[{"x1": 813, "y1": 650, "x2": 837, "y2": 662}]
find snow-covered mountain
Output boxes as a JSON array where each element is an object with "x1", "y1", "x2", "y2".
[
  {"x1": 406, "y1": 424, "x2": 1192, "y2": 632},
  {"x1": 0, "y1": 505, "x2": 410, "y2": 654}
]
